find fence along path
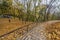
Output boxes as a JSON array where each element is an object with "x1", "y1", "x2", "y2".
[{"x1": 0, "y1": 23, "x2": 37, "y2": 40}]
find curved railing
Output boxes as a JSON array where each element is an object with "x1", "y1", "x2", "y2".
[{"x1": 0, "y1": 23, "x2": 37, "y2": 40}]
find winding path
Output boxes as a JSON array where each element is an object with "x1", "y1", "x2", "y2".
[{"x1": 17, "y1": 20, "x2": 60, "y2": 40}]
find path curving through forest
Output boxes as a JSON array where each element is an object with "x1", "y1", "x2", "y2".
[{"x1": 18, "y1": 20, "x2": 60, "y2": 40}]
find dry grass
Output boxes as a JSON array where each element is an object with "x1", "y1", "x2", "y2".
[
  {"x1": 46, "y1": 22, "x2": 60, "y2": 40},
  {"x1": 0, "y1": 18, "x2": 32, "y2": 36},
  {"x1": 0, "y1": 19, "x2": 60, "y2": 40}
]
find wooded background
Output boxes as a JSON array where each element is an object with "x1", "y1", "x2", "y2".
[{"x1": 0, "y1": 0, "x2": 60, "y2": 22}]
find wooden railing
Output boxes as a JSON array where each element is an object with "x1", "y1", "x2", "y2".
[{"x1": 0, "y1": 23, "x2": 37, "y2": 40}]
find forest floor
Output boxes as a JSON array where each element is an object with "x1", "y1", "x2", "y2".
[
  {"x1": 0, "y1": 18, "x2": 60, "y2": 40},
  {"x1": 0, "y1": 18, "x2": 32, "y2": 36},
  {"x1": 19, "y1": 20, "x2": 60, "y2": 40}
]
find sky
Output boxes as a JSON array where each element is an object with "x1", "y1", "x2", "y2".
[
  {"x1": 41, "y1": 0, "x2": 50, "y2": 4},
  {"x1": 13, "y1": 0, "x2": 60, "y2": 13},
  {"x1": 41, "y1": 0, "x2": 60, "y2": 13}
]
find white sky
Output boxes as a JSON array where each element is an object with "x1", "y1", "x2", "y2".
[
  {"x1": 13, "y1": 0, "x2": 60, "y2": 13},
  {"x1": 41, "y1": 0, "x2": 50, "y2": 4}
]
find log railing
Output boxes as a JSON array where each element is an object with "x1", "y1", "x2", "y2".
[{"x1": 0, "y1": 23, "x2": 37, "y2": 40}]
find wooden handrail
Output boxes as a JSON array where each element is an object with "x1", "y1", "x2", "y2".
[{"x1": 0, "y1": 23, "x2": 34, "y2": 38}]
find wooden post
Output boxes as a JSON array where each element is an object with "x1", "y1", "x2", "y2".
[{"x1": 27, "y1": 26, "x2": 28, "y2": 32}]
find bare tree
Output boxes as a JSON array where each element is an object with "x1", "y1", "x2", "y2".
[{"x1": 45, "y1": 0, "x2": 56, "y2": 20}]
